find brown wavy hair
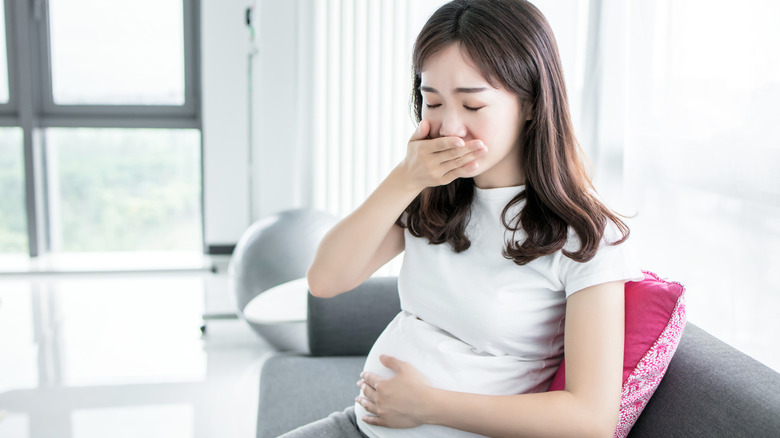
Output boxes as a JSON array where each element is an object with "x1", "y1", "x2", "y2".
[{"x1": 399, "y1": 0, "x2": 629, "y2": 264}]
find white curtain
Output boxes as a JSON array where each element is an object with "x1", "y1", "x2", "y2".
[
  {"x1": 310, "y1": 0, "x2": 415, "y2": 217},
  {"x1": 593, "y1": 0, "x2": 780, "y2": 370}
]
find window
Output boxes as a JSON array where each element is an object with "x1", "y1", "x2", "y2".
[
  {"x1": 46, "y1": 128, "x2": 202, "y2": 252},
  {"x1": 48, "y1": 0, "x2": 186, "y2": 106},
  {"x1": 2, "y1": 0, "x2": 202, "y2": 257}
]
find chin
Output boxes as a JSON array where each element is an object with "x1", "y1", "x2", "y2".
[{"x1": 472, "y1": 159, "x2": 492, "y2": 176}]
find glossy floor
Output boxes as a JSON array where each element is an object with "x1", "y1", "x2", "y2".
[{"x1": 0, "y1": 272, "x2": 275, "y2": 438}]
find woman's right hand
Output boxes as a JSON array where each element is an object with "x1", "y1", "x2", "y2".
[{"x1": 400, "y1": 120, "x2": 488, "y2": 191}]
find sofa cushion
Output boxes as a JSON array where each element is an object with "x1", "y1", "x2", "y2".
[
  {"x1": 549, "y1": 271, "x2": 686, "y2": 437},
  {"x1": 308, "y1": 277, "x2": 401, "y2": 356},
  {"x1": 257, "y1": 355, "x2": 366, "y2": 438}
]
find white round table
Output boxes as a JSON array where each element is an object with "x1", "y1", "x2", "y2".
[{"x1": 243, "y1": 277, "x2": 310, "y2": 352}]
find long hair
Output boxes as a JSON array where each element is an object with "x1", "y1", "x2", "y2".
[{"x1": 401, "y1": 0, "x2": 629, "y2": 264}]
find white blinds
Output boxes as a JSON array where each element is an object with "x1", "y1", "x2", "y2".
[{"x1": 311, "y1": 0, "x2": 416, "y2": 218}]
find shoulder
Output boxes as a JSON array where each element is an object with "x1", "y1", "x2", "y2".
[{"x1": 559, "y1": 220, "x2": 642, "y2": 298}]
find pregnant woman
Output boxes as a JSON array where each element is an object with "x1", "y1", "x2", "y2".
[{"x1": 298, "y1": 0, "x2": 642, "y2": 436}]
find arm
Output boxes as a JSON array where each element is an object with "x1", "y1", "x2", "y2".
[
  {"x1": 359, "y1": 280, "x2": 625, "y2": 437},
  {"x1": 306, "y1": 171, "x2": 410, "y2": 298},
  {"x1": 307, "y1": 120, "x2": 487, "y2": 298}
]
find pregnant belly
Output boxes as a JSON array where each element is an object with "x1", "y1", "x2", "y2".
[{"x1": 355, "y1": 312, "x2": 556, "y2": 438}]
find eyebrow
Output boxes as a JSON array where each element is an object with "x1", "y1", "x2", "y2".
[{"x1": 419, "y1": 86, "x2": 488, "y2": 94}]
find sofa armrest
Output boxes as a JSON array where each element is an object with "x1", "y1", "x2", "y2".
[
  {"x1": 307, "y1": 276, "x2": 401, "y2": 356},
  {"x1": 628, "y1": 323, "x2": 780, "y2": 437}
]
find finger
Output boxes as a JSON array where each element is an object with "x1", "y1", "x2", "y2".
[
  {"x1": 442, "y1": 158, "x2": 480, "y2": 182},
  {"x1": 435, "y1": 139, "x2": 484, "y2": 160},
  {"x1": 361, "y1": 413, "x2": 385, "y2": 427},
  {"x1": 360, "y1": 372, "x2": 379, "y2": 389},
  {"x1": 356, "y1": 395, "x2": 379, "y2": 415},
  {"x1": 379, "y1": 354, "x2": 404, "y2": 372},
  {"x1": 361, "y1": 381, "x2": 378, "y2": 401},
  {"x1": 409, "y1": 119, "x2": 430, "y2": 141},
  {"x1": 356, "y1": 378, "x2": 372, "y2": 392},
  {"x1": 440, "y1": 144, "x2": 487, "y2": 169},
  {"x1": 427, "y1": 136, "x2": 465, "y2": 153},
  {"x1": 464, "y1": 139, "x2": 487, "y2": 151}
]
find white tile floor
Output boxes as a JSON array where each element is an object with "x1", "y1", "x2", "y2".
[{"x1": 0, "y1": 267, "x2": 277, "y2": 438}]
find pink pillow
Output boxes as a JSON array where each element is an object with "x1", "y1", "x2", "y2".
[{"x1": 548, "y1": 271, "x2": 687, "y2": 438}]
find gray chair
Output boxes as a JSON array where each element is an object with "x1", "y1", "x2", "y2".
[
  {"x1": 229, "y1": 208, "x2": 338, "y2": 351},
  {"x1": 257, "y1": 277, "x2": 780, "y2": 438}
]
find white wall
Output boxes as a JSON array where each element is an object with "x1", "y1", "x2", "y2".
[
  {"x1": 201, "y1": 0, "x2": 311, "y2": 249},
  {"x1": 250, "y1": 0, "x2": 310, "y2": 221},
  {"x1": 201, "y1": 0, "x2": 252, "y2": 248}
]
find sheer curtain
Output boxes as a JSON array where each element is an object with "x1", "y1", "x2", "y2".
[{"x1": 594, "y1": 0, "x2": 780, "y2": 370}]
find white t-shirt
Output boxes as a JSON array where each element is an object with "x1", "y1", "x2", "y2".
[{"x1": 356, "y1": 185, "x2": 643, "y2": 438}]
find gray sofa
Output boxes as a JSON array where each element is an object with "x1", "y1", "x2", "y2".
[{"x1": 257, "y1": 277, "x2": 780, "y2": 437}]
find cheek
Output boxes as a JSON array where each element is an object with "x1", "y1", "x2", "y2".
[
  {"x1": 468, "y1": 118, "x2": 495, "y2": 143},
  {"x1": 472, "y1": 116, "x2": 519, "y2": 159},
  {"x1": 485, "y1": 112, "x2": 520, "y2": 143}
]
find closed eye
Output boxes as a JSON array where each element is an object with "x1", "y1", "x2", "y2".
[
  {"x1": 464, "y1": 105, "x2": 484, "y2": 112},
  {"x1": 425, "y1": 103, "x2": 441, "y2": 109}
]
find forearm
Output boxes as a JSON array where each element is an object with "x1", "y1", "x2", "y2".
[
  {"x1": 424, "y1": 389, "x2": 617, "y2": 438},
  {"x1": 307, "y1": 165, "x2": 420, "y2": 297}
]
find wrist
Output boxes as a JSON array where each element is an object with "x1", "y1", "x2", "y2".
[
  {"x1": 389, "y1": 163, "x2": 425, "y2": 197},
  {"x1": 420, "y1": 387, "x2": 446, "y2": 426}
]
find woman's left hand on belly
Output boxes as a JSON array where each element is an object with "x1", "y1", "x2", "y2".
[{"x1": 356, "y1": 354, "x2": 434, "y2": 429}]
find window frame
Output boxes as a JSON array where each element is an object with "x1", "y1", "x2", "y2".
[{"x1": 0, "y1": 0, "x2": 18, "y2": 121}]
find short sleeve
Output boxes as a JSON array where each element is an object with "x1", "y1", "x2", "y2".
[{"x1": 559, "y1": 223, "x2": 644, "y2": 298}]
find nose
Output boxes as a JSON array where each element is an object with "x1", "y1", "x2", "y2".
[{"x1": 437, "y1": 109, "x2": 468, "y2": 138}]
